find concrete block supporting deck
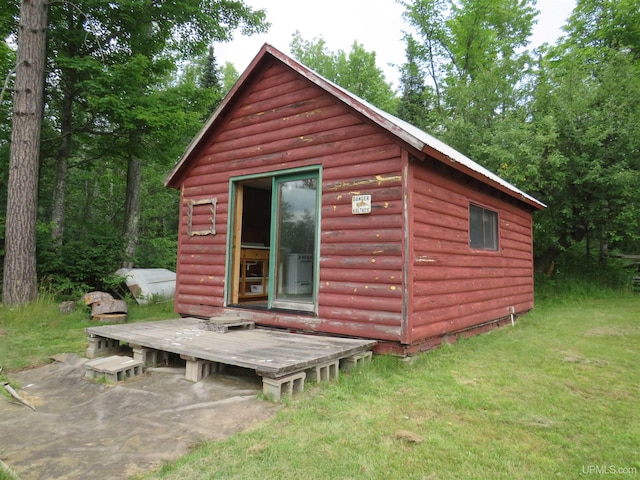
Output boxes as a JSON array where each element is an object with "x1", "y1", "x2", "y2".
[
  {"x1": 182, "y1": 355, "x2": 224, "y2": 382},
  {"x1": 86, "y1": 335, "x2": 120, "y2": 359},
  {"x1": 132, "y1": 346, "x2": 168, "y2": 367},
  {"x1": 84, "y1": 355, "x2": 144, "y2": 382},
  {"x1": 340, "y1": 351, "x2": 373, "y2": 371},
  {"x1": 262, "y1": 372, "x2": 306, "y2": 402},
  {"x1": 306, "y1": 360, "x2": 340, "y2": 383}
]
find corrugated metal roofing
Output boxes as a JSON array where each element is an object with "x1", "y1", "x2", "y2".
[{"x1": 165, "y1": 44, "x2": 545, "y2": 210}]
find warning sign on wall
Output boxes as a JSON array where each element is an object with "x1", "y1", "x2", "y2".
[{"x1": 351, "y1": 194, "x2": 372, "y2": 214}]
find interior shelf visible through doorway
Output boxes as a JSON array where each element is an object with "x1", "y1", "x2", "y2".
[{"x1": 239, "y1": 245, "x2": 269, "y2": 300}]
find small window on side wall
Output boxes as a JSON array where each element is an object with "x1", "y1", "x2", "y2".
[{"x1": 469, "y1": 204, "x2": 498, "y2": 250}]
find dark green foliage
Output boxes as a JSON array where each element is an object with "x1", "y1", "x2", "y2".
[
  {"x1": 37, "y1": 223, "x2": 125, "y2": 298},
  {"x1": 0, "y1": 0, "x2": 268, "y2": 300},
  {"x1": 397, "y1": 36, "x2": 435, "y2": 130},
  {"x1": 399, "y1": 0, "x2": 640, "y2": 271},
  {"x1": 290, "y1": 32, "x2": 398, "y2": 114},
  {"x1": 535, "y1": 246, "x2": 636, "y2": 301},
  {"x1": 400, "y1": 0, "x2": 536, "y2": 151},
  {"x1": 199, "y1": 46, "x2": 223, "y2": 91},
  {"x1": 525, "y1": 0, "x2": 640, "y2": 268}
]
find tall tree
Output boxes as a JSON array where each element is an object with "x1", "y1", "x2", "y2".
[
  {"x1": 45, "y1": 0, "x2": 101, "y2": 249},
  {"x1": 200, "y1": 46, "x2": 222, "y2": 91},
  {"x1": 39, "y1": 0, "x2": 268, "y2": 268},
  {"x1": 397, "y1": 35, "x2": 434, "y2": 131},
  {"x1": 0, "y1": 3, "x2": 19, "y2": 222},
  {"x1": 399, "y1": 0, "x2": 537, "y2": 161},
  {"x1": 290, "y1": 32, "x2": 398, "y2": 113},
  {"x1": 198, "y1": 46, "x2": 224, "y2": 117},
  {"x1": 527, "y1": 0, "x2": 640, "y2": 269},
  {"x1": 91, "y1": 1, "x2": 267, "y2": 267},
  {"x1": 1, "y1": 0, "x2": 269, "y2": 297},
  {"x1": 220, "y1": 61, "x2": 240, "y2": 92},
  {"x1": 3, "y1": 0, "x2": 49, "y2": 305}
]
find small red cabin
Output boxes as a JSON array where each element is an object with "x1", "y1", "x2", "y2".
[{"x1": 164, "y1": 44, "x2": 545, "y2": 354}]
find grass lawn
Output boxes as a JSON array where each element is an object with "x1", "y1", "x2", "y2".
[
  {"x1": 137, "y1": 295, "x2": 640, "y2": 480},
  {"x1": 1, "y1": 293, "x2": 639, "y2": 479},
  {"x1": 0, "y1": 296, "x2": 176, "y2": 372}
]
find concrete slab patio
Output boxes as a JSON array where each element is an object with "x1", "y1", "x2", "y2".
[{"x1": 0, "y1": 353, "x2": 280, "y2": 480}]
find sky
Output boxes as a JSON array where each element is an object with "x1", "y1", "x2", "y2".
[{"x1": 215, "y1": 0, "x2": 577, "y2": 89}]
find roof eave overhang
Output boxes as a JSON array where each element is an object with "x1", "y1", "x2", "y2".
[{"x1": 419, "y1": 144, "x2": 546, "y2": 211}]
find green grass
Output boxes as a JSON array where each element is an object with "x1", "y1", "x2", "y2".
[
  {"x1": 0, "y1": 295, "x2": 176, "y2": 372},
  {"x1": 1, "y1": 292, "x2": 638, "y2": 479},
  {"x1": 136, "y1": 295, "x2": 640, "y2": 480}
]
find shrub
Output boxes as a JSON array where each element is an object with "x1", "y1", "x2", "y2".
[{"x1": 536, "y1": 245, "x2": 635, "y2": 301}]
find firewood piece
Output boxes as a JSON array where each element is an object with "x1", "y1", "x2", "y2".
[
  {"x1": 91, "y1": 299, "x2": 128, "y2": 316},
  {"x1": 92, "y1": 313, "x2": 127, "y2": 323},
  {"x1": 3, "y1": 382, "x2": 37, "y2": 411},
  {"x1": 82, "y1": 291, "x2": 114, "y2": 305}
]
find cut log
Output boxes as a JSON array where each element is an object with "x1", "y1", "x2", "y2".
[
  {"x1": 92, "y1": 313, "x2": 127, "y2": 323},
  {"x1": 91, "y1": 299, "x2": 128, "y2": 316},
  {"x1": 82, "y1": 291, "x2": 114, "y2": 305}
]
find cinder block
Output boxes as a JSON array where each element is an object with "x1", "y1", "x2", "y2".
[
  {"x1": 340, "y1": 351, "x2": 373, "y2": 371},
  {"x1": 132, "y1": 346, "x2": 166, "y2": 367},
  {"x1": 262, "y1": 371, "x2": 306, "y2": 402},
  {"x1": 85, "y1": 355, "x2": 143, "y2": 382},
  {"x1": 185, "y1": 359, "x2": 223, "y2": 382},
  {"x1": 86, "y1": 335, "x2": 120, "y2": 359},
  {"x1": 306, "y1": 360, "x2": 339, "y2": 383},
  {"x1": 84, "y1": 356, "x2": 116, "y2": 379}
]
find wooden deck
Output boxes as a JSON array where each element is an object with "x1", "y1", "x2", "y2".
[{"x1": 85, "y1": 318, "x2": 376, "y2": 379}]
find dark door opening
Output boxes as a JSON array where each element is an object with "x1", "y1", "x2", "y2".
[{"x1": 228, "y1": 171, "x2": 319, "y2": 312}]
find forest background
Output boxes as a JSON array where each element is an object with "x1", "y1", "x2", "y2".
[{"x1": 1, "y1": 0, "x2": 638, "y2": 303}]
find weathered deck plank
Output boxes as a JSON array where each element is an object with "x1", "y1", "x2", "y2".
[{"x1": 85, "y1": 318, "x2": 376, "y2": 377}]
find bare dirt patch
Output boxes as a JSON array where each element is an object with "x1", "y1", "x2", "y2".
[{"x1": 0, "y1": 354, "x2": 280, "y2": 480}]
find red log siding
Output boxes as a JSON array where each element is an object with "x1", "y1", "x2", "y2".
[
  {"x1": 175, "y1": 63, "x2": 405, "y2": 340},
  {"x1": 407, "y1": 161, "x2": 534, "y2": 343},
  {"x1": 173, "y1": 59, "x2": 536, "y2": 347}
]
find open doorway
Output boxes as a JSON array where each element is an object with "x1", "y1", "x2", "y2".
[
  {"x1": 231, "y1": 178, "x2": 272, "y2": 307},
  {"x1": 228, "y1": 170, "x2": 319, "y2": 312}
]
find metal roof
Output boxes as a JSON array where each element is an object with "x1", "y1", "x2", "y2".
[{"x1": 165, "y1": 44, "x2": 545, "y2": 210}]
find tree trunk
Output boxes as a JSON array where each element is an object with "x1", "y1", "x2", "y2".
[
  {"x1": 122, "y1": 148, "x2": 142, "y2": 268},
  {"x1": 2, "y1": 0, "x2": 49, "y2": 306},
  {"x1": 50, "y1": 89, "x2": 72, "y2": 248},
  {"x1": 599, "y1": 226, "x2": 609, "y2": 264},
  {"x1": 50, "y1": 5, "x2": 77, "y2": 249},
  {"x1": 534, "y1": 246, "x2": 562, "y2": 275}
]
